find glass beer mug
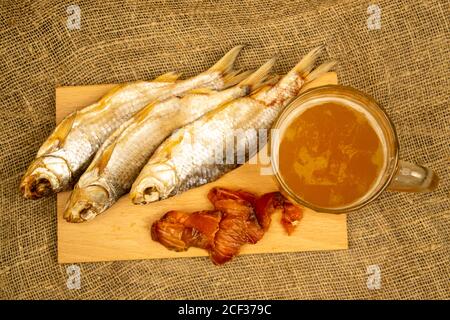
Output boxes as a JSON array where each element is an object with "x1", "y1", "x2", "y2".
[{"x1": 271, "y1": 85, "x2": 439, "y2": 213}]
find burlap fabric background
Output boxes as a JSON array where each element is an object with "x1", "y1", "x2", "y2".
[{"x1": 1, "y1": 0, "x2": 448, "y2": 299}]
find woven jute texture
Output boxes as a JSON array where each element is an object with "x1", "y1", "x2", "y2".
[{"x1": 1, "y1": 0, "x2": 449, "y2": 299}]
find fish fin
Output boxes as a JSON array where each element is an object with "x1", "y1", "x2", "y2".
[
  {"x1": 249, "y1": 85, "x2": 272, "y2": 97},
  {"x1": 154, "y1": 71, "x2": 181, "y2": 83},
  {"x1": 238, "y1": 57, "x2": 277, "y2": 91},
  {"x1": 77, "y1": 85, "x2": 125, "y2": 116},
  {"x1": 248, "y1": 74, "x2": 281, "y2": 96},
  {"x1": 221, "y1": 69, "x2": 253, "y2": 88},
  {"x1": 290, "y1": 45, "x2": 325, "y2": 78},
  {"x1": 131, "y1": 100, "x2": 160, "y2": 124},
  {"x1": 208, "y1": 45, "x2": 245, "y2": 75},
  {"x1": 37, "y1": 111, "x2": 77, "y2": 156},
  {"x1": 81, "y1": 72, "x2": 180, "y2": 116},
  {"x1": 263, "y1": 74, "x2": 281, "y2": 86},
  {"x1": 304, "y1": 60, "x2": 337, "y2": 83},
  {"x1": 187, "y1": 87, "x2": 216, "y2": 95},
  {"x1": 97, "y1": 84, "x2": 126, "y2": 104},
  {"x1": 159, "y1": 131, "x2": 185, "y2": 158},
  {"x1": 95, "y1": 143, "x2": 115, "y2": 173}
]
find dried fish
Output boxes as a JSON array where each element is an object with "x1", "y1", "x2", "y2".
[
  {"x1": 63, "y1": 58, "x2": 276, "y2": 222},
  {"x1": 131, "y1": 46, "x2": 336, "y2": 204},
  {"x1": 20, "y1": 46, "x2": 245, "y2": 199}
]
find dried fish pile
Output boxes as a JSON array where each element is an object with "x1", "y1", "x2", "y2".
[{"x1": 21, "y1": 46, "x2": 335, "y2": 227}]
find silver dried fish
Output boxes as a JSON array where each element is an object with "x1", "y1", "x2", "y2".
[
  {"x1": 20, "y1": 46, "x2": 245, "y2": 199},
  {"x1": 130, "y1": 46, "x2": 336, "y2": 204},
  {"x1": 63, "y1": 58, "x2": 276, "y2": 222}
]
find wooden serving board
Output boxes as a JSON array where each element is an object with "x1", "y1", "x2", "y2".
[{"x1": 56, "y1": 72, "x2": 348, "y2": 263}]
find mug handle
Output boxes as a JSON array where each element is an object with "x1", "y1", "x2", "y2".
[{"x1": 387, "y1": 160, "x2": 439, "y2": 192}]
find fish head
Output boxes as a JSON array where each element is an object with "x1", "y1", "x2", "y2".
[
  {"x1": 130, "y1": 163, "x2": 177, "y2": 205},
  {"x1": 20, "y1": 156, "x2": 71, "y2": 199},
  {"x1": 63, "y1": 185, "x2": 110, "y2": 223}
]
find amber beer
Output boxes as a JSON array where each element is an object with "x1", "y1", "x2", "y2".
[
  {"x1": 278, "y1": 102, "x2": 386, "y2": 209},
  {"x1": 271, "y1": 85, "x2": 438, "y2": 213}
]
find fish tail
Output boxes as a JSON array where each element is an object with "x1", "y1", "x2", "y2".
[
  {"x1": 290, "y1": 45, "x2": 325, "y2": 78},
  {"x1": 208, "y1": 45, "x2": 245, "y2": 74},
  {"x1": 304, "y1": 60, "x2": 337, "y2": 83},
  {"x1": 209, "y1": 45, "x2": 247, "y2": 88},
  {"x1": 238, "y1": 56, "x2": 277, "y2": 91}
]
